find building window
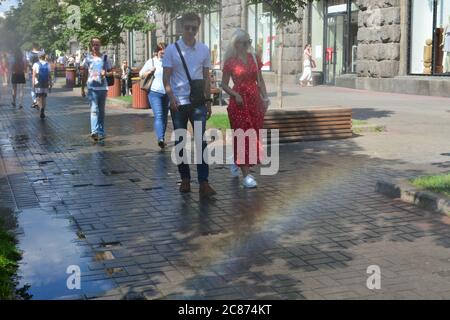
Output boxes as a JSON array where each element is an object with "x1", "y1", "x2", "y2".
[
  {"x1": 166, "y1": 16, "x2": 183, "y2": 45},
  {"x1": 409, "y1": 0, "x2": 450, "y2": 75},
  {"x1": 247, "y1": 2, "x2": 276, "y2": 71},
  {"x1": 203, "y1": 9, "x2": 221, "y2": 69},
  {"x1": 308, "y1": 0, "x2": 358, "y2": 81},
  {"x1": 310, "y1": 0, "x2": 324, "y2": 72}
]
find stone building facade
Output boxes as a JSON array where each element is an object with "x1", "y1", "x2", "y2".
[{"x1": 113, "y1": 0, "x2": 450, "y2": 97}]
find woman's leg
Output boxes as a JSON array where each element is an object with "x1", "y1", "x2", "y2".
[
  {"x1": 240, "y1": 165, "x2": 250, "y2": 178},
  {"x1": 161, "y1": 94, "x2": 170, "y2": 141},
  {"x1": 11, "y1": 83, "x2": 17, "y2": 105},
  {"x1": 18, "y1": 84, "x2": 24, "y2": 107},
  {"x1": 148, "y1": 91, "x2": 165, "y2": 142}
]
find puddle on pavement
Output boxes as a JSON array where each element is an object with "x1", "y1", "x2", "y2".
[{"x1": 16, "y1": 208, "x2": 117, "y2": 299}]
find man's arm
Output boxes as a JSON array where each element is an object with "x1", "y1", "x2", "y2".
[{"x1": 163, "y1": 67, "x2": 178, "y2": 113}]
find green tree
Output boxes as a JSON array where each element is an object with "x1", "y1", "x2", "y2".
[
  {"x1": 65, "y1": 0, "x2": 155, "y2": 49},
  {"x1": 248, "y1": 0, "x2": 312, "y2": 108},
  {"x1": 1, "y1": 0, "x2": 69, "y2": 52},
  {"x1": 143, "y1": 0, "x2": 219, "y2": 43}
]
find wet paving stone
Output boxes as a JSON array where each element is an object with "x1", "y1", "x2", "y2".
[{"x1": 1, "y1": 85, "x2": 450, "y2": 299}]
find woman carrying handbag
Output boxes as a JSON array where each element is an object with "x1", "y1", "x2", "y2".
[
  {"x1": 299, "y1": 44, "x2": 315, "y2": 87},
  {"x1": 139, "y1": 43, "x2": 169, "y2": 149}
]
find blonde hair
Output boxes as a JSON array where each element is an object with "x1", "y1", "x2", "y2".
[{"x1": 223, "y1": 28, "x2": 255, "y2": 65}]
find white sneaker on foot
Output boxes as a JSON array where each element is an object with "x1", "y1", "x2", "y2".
[{"x1": 243, "y1": 174, "x2": 257, "y2": 188}]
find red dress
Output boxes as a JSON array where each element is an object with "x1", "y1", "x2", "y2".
[{"x1": 223, "y1": 53, "x2": 265, "y2": 167}]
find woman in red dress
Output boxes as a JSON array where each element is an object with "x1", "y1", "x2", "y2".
[{"x1": 222, "y1": 29, "x2": 270, "y2": 188}]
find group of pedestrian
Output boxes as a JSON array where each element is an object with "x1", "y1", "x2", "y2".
[
  {"x1": 0, "y1": 44, "x2": 52, "y2": 118},
  {"x1": 2, "y1": 12, "x2": 272, "y2": 197},
  {"x1": 78, "y1": 13, "x2": 270, "y2": 197}
]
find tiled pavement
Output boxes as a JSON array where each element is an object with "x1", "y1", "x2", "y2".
[{"x1": 1, "y1": 84, "x2": 450, "y2": 300}]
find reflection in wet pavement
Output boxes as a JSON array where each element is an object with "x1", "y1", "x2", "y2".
[{"x1": 16, "y1": 208, "x2": 117, "y2": 299}]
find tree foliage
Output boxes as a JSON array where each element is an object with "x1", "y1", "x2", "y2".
[
  {"x1": 247, "y1": 0, "x2": 311, "y2": 27},
  {"x1": 65, "y1": 0, "x2": 156, "y2": 48},
  {"x1": 0, "y1": 0, "x2": 69, "y2": 51}
]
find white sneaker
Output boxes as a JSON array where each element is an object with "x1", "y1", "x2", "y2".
[
  {"x1": 230, "y1": 163, "x2": 240, "y2": 178},
  {"x1": 243, "y1": 174, "x2": 257, "y2": 188}
]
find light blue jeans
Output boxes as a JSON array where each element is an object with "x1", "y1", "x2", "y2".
[
  {"x1": 29, "y1": 72, "x2": 36, "y2": 103},
  {"x1": 148, "y1": 90, "x2": 169, "y2": 141},
  {"x1": 88, "y1": 89, "x2": 107, "y2": 136}
]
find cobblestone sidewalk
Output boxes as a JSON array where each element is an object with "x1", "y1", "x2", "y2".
[{"x1": 1, "y1": 84, "x2": 450, "y2": 299}]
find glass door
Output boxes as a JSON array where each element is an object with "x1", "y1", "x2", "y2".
[{"x1": 324, "y1": 14, "x2": 346, "y2": 84}]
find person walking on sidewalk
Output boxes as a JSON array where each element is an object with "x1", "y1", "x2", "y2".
[
  {"x1": 81, "y1": 37, "x2": 113, "y2": 142},
  {"x1": 32, "y1": 52, "x2": 52, "y2": 119},
  {"x1": 299, "y1": 44, "x2": 315, "y2": 87},
  {"x1": 0, "y1": 52, "x2": 9, "y2": 87},
  {"x1": 11, "y1": 48, "x2": 27, "y2": 108},
  {"x1": 140, "y1": 43, "x2": 169, "y2": 150},
  {"x1": 162, "y1": 12, "x2": 216, "y2": 197},
  {"x1": 120, "y1": 60, "x2": 131, "y2": 96},
  {"x1": 27, "y1": 43, "x2": 44, "y2": 108},
  {"x1": 221, "y1": 29, "x2": 270, "y2": 188}
]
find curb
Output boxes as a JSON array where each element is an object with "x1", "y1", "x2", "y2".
[{"x1": 376, "y1": 179, "x2": 450, "y2": 215}]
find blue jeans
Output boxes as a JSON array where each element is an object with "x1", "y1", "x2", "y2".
[
  {"x1": 148, "y1": 91, "x2": 169, "y2": 141},
  {"x1": 171, "y1": 104, "x2": 208, "y2": 183},
  {"x1": 29, "y1": 73, "x2": 36, "y2": 103},
  {"x1": 88, "y1": 89, "x2": 107, "y2": 136}
]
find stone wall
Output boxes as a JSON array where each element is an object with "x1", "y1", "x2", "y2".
[
  {"x1": 221, "y1": 0, "x2": 244, "y2": 56},
  {"x1": 274, "y1": 20, "x2": 303, "y2": 76},
  {"x1": 356, "y1": 0, "x2": 401, "y2": 78}
]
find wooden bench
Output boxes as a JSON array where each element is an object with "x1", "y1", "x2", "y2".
[{"x1": 263, "y1": 106, "x2": 352, "y2": 143}]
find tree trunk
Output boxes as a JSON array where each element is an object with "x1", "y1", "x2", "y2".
[{"x1": 277, "y1": 26, "x2": 284, "y2": 109}]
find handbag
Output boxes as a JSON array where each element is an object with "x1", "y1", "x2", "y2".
[
  {"x1": 310, "y1": 58, "x2": 317, "y2": 69},
  {"x1": 175, "y1": 42, "x2": 205, "y2": 106},
  {"x1": 140, "y1": 58, "x2": 155, "y2": 91},
  {"x1": 251, "y1": 53, "x2": 270, "y2": 112},
  {"x1": 103, "y1": 55, "x2": 114, "y2": 86}
]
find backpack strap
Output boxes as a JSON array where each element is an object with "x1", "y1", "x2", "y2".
[{"x1": 175, "y1": 42, "x2": 192, "y2": 83}]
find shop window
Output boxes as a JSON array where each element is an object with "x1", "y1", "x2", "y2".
[
  {"x1": 203, "y1": 10, "x2": 221, "y2": 70},
  {"x1": 410, "y1": 0, "x2": 450, "y2": 75},
  {"x1": 247, "y1": 2, "x2": 276, "y2": 71}
]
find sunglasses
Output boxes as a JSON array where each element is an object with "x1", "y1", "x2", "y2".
[
  {"x1": 238, "y1": 39, "x2": 252, "y2": 46},
  {"x1": 184, "y1": 25, "x2": 198, "y2": 32}
]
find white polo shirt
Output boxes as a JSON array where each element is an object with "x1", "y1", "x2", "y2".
[{"x1": 162, "y1": 38, "x2": 211, "y2": 105}]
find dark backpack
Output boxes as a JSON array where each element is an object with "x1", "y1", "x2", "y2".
[{"x1": 36, "y1": 62, "x2": 49, "y2": 88}]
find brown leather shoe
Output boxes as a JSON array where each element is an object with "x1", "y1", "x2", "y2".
[
  {"x1": 179, "y1": 179, "x2": 191, "y2": 193},
  {"x1": 199, "y1": 182, "x2": 216, "y2": 198}
]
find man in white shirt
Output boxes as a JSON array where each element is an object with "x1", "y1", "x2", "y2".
[
  {"x1": 163, "y1": 12, "x2": 215, "y2": 198},
  {"x1": 27, "y1": 43, "x2": 44, "y2": 108},
  {"x1": 32, "y1": 52, "x2": 52, "y2": 119}
]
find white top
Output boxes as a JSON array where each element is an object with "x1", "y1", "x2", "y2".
[
  {"x1": 162, "y1": 38, "x2": 211, "y2": 105},
  {"x1": 32, "y1": 60, "x2": 51, "y2": 86},
  {"x1": 140, "y1": 57, "x2": 165, "y2": 94},
  {"x1": 82, "y1": 54, "x2": 112, "y2": 91}
]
